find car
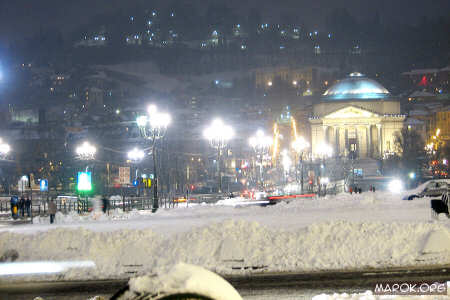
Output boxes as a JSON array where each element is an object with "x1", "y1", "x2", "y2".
[
  {"x1": 430, "y1": 190, "x2": 450, "y2": 219},
  {"x1": 403, "y1": 179, "x2": 450, "y2": 200}
]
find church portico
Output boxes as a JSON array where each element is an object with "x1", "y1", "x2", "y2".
[{"x1": 309, "y1": 73, "x2": 405, "y2": 160}]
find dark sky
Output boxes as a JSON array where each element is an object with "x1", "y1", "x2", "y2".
[{"x1": 0, "y1": 0, "x2": 449, "y2": 44}]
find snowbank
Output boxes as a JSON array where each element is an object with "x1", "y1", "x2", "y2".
[
  {"x1": 1, "y1": 219, "x2": 450, "y2": 281},
  {"x1": 118, "y1": 263, "x2": 242, "y2": 300},
  {"x1": 32, "y1": 209, "x2": 144, "y2": 224},
  {"x1": 1, "y1": 192, "x2": 450, "y2": 281}
]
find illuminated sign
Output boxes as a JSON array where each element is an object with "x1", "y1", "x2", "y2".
[
  {"x1": 40, "y1": 179, "x2": 48, "y2": 192},
  {"x1": 77, "y1": 172, "x2": 92, "y2": 191}
]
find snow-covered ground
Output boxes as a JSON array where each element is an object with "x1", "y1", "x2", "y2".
[{"x1": 0, "y1": 192, "x2": 449, "y2": 282}]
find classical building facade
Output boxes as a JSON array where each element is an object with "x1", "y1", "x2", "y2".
[{"x1": 310, "y1": 73, "x2": 405, "y2": 159}]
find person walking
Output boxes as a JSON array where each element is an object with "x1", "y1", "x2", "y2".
[
  {"x1": 101, "y1": 195, "x2": 109, "y2": 214},
  {"x1": 48, "y1": 199, "x2": 57, "y2": 224},
  {"x1": 10, "y1": 196, "x2": 18, "y2": 219},
  {"x1": 25, "y1": 197, "x2": 31, "y2": 217},
  {"x1": 19, "y1": 196, "x2": 25, "y2": 217}
]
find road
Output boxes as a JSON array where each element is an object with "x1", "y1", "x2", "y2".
[{"x1": 1, "y1": 266, "x2": 449, "y2": 300}]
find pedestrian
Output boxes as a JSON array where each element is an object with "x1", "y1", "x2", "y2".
[
  {"x1": 25, "y1": 197, "x2": 31, "y2": 217},
  {"x1": 48, "y1": 199, "x2": 57, "y2": 224},
  {"x1": 102, "y1": 195, "x2": 109, "y2": 214},
  {"x1": 10, "y1": 196, "x2": 18, "y2": 219},
  {"x1": 349, "y1": 186, "x2": 353, "y2": 194},
  {"x1": 19, "y1": 196, "x2": 25, "y2": 217},
  {"x1": 359, "y1": 187, "x2": 362, "y2": 193},
  {"x1": 372, "y1": 186, "x2": 376, "y2": 192}
]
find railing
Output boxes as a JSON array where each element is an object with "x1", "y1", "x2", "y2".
[{"x1": 0, "y1": 193, "x2": 227, "y2": 219}]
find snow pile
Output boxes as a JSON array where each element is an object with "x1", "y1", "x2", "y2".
[
  {"x1": 312, "y1": 290, "x2": 450, "y2": 299},
  {"x1": 32, "y1": 209, "x2": 145, "y2": 224},
  {"x1": 118, "y1": 263, "x2": 242, "y2": 300},
  {"x1": 1, "y1": 220, "x2": 450, "y2": 281},
  {"x1": 422, "y1": 229, "x2": 450, "y2": 254}
]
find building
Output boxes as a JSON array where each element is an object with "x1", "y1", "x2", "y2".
[
  {"x1": 402, "y1": 66, "x2": 450, "y2": 95},
  {"x1": 309, "y1": 72, "x2": 405, "y2": 159}
]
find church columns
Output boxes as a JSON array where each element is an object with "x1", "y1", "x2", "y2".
[
  {"x1": 367, "y1": 125, "x2": 372, "y2": 158},
  {"x1": 323, "y1": 125, "x2": 329, "y2": 144},
  {"x1": 376, "y1": 124, "x2": 382, "y2": 157},
  {"x1": 334, "y1": 127, "x2": 340, "y2": 156}
]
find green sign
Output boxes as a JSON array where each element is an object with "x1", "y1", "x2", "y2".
[{"x1": 77, "y1": 172, "x2": 92, "y2": 191}]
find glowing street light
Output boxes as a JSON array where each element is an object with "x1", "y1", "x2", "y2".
[
  {"x1": 204, "y1": 118, "x2": 233, "y2": 193},
  {"x1": 128, "y1": 148, "x2": 145, "y2": 162},
  {"x1": 203, "y1": 119, "x2": 234, "y2": 149},
  {"x1": 281, "y1": 149, "x2": 292, "y2": 186},
  {"x1": 249, "y1": 129, "x2": 272, "y2": 153},
  {"x1": 136, "y1": 104, "x2": 171, "y2": 212},
  {"x1": 75, "y1": 141, "x2": 96, "y2": 160},
  {"x1": 249, "y1": 129, "x2": 272, "y2": 188},
  {"x1": 315, "y1": 142, "x2": 332, "y2": 197},
  {"x1": 281, "y1": 150, "x2": 292, "y2": 171},
  {"x1": 0, "y1": 138, "x2": 11, "y2": 156}
]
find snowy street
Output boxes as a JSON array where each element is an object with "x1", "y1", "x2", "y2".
[{"x1": 0, "y1": 192, "x2": 450, "y2": 282}]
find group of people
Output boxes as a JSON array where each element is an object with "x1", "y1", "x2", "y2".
[
  {"x1": 349, "y1": 185, "x2": 376, "y2": 194},
  {"x1": 349, "y1": 187, "x2": 362, "y2": 194},
  {"x1": 10, "y1": 195, "x2": 32, "y2": 218}
]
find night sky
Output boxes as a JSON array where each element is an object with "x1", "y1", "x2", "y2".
[{"x1": 0, "y1": 0, "x2": 449, "y2": 44}]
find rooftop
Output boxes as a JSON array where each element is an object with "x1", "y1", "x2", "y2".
[{"x1": 322, "y1": 73, "x2": 390, "y2": 100}]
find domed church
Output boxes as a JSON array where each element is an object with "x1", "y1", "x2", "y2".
[{"x1": 309, "y1": 73, "x2": 405, "y2": 159}]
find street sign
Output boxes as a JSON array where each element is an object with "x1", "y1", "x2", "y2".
[
  {"x1": 143, "y1": 178, "x2": 152, "y2": 188},
  {"x1": 119, "y1": 167, "x2": 130, "y2": 185},
  {"x1": 77, "y1": 172, "x2": 92, "y2": 192},
  {"x1": 40, "y1": 179, "x2": 48, "y2": 192}
]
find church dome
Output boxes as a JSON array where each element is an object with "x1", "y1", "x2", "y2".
[{"x1": 323, "y1": 72, "x2": 390, "y2": 100}]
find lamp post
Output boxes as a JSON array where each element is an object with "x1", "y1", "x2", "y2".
[
  {"x1": 75, "y1": 141, "x2": 96, "y2": 212},
  {"x1": 249, "y1": 129, "x2": 272, "y2": 190},
  {"x1": 281, "y1": 149, "x2": 292, "y2": 187},
  {"x1": 203, "y1": 119, "x2": 233, "y2": 194},
  {"x1": 128, "y1": 148, "x2": 145, "y2": 196},
  {"x1": 0, "y1": 138, "x2": 11, "y2": 195},
  {"x1": 76, "y1": 141, "x2": 97, "y2": 162},
  {"x1": 292, "y1": 136, "x2": 309, "y2": 192},
  {"x1": 0, "y1": 138, "x2": 11, "y2": 157},
  {"x1": 315, "y1": 142, "x2": 332, "y2": 196},
  {"x1": 136, "y1": 105, "x2": 171, "y2": 212}
]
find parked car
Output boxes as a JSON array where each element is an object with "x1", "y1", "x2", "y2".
[
  {"x1": 402, "y1": 179, "x2": 450, "y2": 200},
  {"x1": 430, "y1": 190, "x2": 450, "y2": 219}
]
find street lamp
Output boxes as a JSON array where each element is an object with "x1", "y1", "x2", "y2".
[
  {"x1": 75, "y1": 141, "x2": 96, "y2": 161},
  {"x1": 136, "y1": 105, "x2": 171, "y2": 212},
  {"x1": 204, "y1": 118, "x2": 233, "y2": 193},
  {"x1": 281, "y1": 149, "x2": 292, "y2": 186},
  {"x1": 0, "y1": 138, "x2": 11, "y2": 157},
  {"x1": 292, "y1": 136, "x2": 309, "y2": 192},
  {"x1": 128, "y1": 148, "x2": 145, "y2": 196},
  {"x1": 249, "y1": 130, "x2": 272, "y2": 189},
  {"x1": 315, "y1": 142, "x2": 332, "y2": 196},
  {"x1": 128, "y1": 148, "x2": 145, "y2": 162},
  {"x1": 75, "y1": 141, "x2": 96, "y2": 211}
]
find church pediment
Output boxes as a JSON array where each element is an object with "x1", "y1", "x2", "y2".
[{"x1": 323, "y1": 106, "x2": 379, "y2": 119}]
